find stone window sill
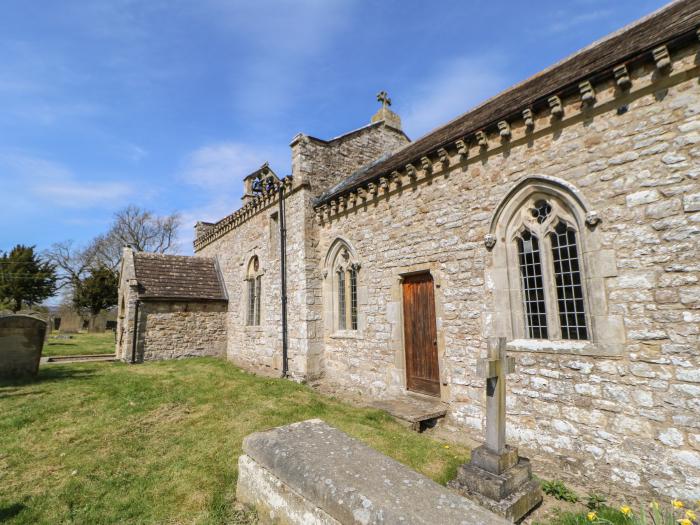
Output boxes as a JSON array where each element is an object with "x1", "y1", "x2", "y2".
[
  {"x1": 330, "y1": 330, "x2": 363, "y2": 340},
  {"x1": 507, "y1": 338, "x2": 623, "y2": 357},
  {"x1": 244, "y1": 325, "x2": 264, "y2": 333}
]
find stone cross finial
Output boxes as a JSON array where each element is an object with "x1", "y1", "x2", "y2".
[
  {"x1": 377, "y1": 91, "x2": 392, "y2": 108},
  {"x1": 477, "y1": 337, "x2": 515, "y2": 454}
]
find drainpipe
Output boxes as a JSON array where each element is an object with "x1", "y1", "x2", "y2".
[
  {"x1": 130, "y1": 300, "x2": 140, "y2": 364},
  {"x1": 279, "y1": 181, "x2": 289, "y2": 378}
]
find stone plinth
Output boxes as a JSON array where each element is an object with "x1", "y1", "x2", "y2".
[
  {"x1": 237, "y1": 418, "x2": 510, "y2": 525},
  {"x1": 450, "y1": 445, "x2": 542, "y2": 523},
  {"x1": 0, "y1": 315, "x2": 47, "y2": 377}
]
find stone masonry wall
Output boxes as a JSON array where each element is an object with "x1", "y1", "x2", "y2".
[
  {"x1": 291, "y1": 122, "x2": 409, "y2": 195},
  {"x1": 316, "y1": 44, "x2": 700, "y2": 499},
  {"x1": 138, "y1": 301, "x2": 226, "y2": 361}
]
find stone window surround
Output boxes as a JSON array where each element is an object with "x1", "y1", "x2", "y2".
[
  {"x1": 486, "y1": 175, "x2": 624, "y2": 357},
  {"x1": 243, "y1": 253, "x2": 264, "y2": 330},
  {"x1": 323, "y1": 237, "x2": 364, "y2": 339}
]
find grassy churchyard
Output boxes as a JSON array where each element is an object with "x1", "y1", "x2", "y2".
[
  {"x1": 43, "y1": 332, "x2": 116, "y2": 357},
  {"x1": 1, "y1": 338, "x2": 686, "y2": 524},
  {"x1": 0, "y1": 357, "x2": 470, "y2": 524}
]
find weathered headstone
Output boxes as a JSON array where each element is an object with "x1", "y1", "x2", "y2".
[
  {"x1": 0, "y1": 315, "x2": 47, "y2": 377},
  {"x1": 449, "y1": 337, "x2": 542, "y2": 522}
]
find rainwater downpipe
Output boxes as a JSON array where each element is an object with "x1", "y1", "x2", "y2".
[
  {"x1": 130, "y1": 300, "x2": 140, "y2": 364},
  {"x1": 278, "y1": 183, "x2": 289, "y2": 378}
]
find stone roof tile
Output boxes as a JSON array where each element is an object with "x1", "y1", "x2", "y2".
[{"x1": 133, "y1": 252, "x2": 226, "y2": 301}]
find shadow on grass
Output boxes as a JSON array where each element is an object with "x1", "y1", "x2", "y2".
[
  {"x1": 0, "y1": 502, "x2": 26, "y2": 520},
  {"x1": 0, "y1": 366, "x2": 97, "y2": 388}
]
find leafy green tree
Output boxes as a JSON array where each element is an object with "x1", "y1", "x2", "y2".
[
  {"x1": 72, "y1": 266, "x2": 118, "y2": 330},
  {"x1": 0, "y1": 245, "x2": 57, "y2": 312}
]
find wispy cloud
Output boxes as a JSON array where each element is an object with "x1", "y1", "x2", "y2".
[
  {"x1": 0, "y1": 152, "x2": 133, "y2": 208},
  {"x1": 181, "y1": 142, "x2": 287, "y2": 190},
  {"x1": 545, "y1": 9, "x2": 613, "y2": 34},
  {"x1": 402, "y1": 55, "x2": 511, "y2": 139}
]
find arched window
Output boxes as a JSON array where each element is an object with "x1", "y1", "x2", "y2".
[
  {"x1": 510, "y1": 196, "x2": 588, "y2": 340},
  {"x1": 487, "y1": 176, "x2": 623, "y2": 355},
  {"x1": 246, "y1": 255, "x2": 262, "y2": 326},
  {"x1": 325, "y1": 239, "x2": 360, "y2": 332}
]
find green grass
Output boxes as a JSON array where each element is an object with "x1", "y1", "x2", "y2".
[
  {"x1": 0, "y1": 357, "x2": 470, "y2": 524},
  {"x1": 43, "y1": 332, "x2": 115, "y2": 357}
]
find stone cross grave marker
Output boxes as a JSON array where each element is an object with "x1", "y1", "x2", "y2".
[
  {"x1": 449, "y1": 336, "x2": 541, "y2": 522},
  {"x1": 477, "y1": 337, "x2": 515, "y2": 454}
]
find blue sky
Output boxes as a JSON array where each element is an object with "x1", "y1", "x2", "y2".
[{"x1": 1, "y1": 0, "x2": 667, "y2": 254}]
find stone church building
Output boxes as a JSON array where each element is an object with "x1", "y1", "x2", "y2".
[{"x1": 118, "y1": 1, "x2": 700, "y2": 499}]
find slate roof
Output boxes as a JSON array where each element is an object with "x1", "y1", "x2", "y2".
[
  {"x1": 317, "y1": 0, "x2": 700, "y2": 205},
  {"x1": 133, "y1": 252, "x2": 227, "y2": 301}
]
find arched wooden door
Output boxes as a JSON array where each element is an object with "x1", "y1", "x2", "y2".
[{"x1": 402, "y1": 273, "x2": 440, "y2": 396}]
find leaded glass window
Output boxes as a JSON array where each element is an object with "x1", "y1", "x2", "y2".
[
  {"x1": 517, "y1": 230, "x2": 548, "y2": 339},
  {"x1": 550, "y1": 222, "x2": 588, "y2": 340},
  {"x1": 349, "y1": 267, "x2": 358, "y2": 330},
  {"x1": 510, "y1": 196, "x2": 589, "y2": 341},
  {"x1": 246, "y1": 255, "x2": 262, "y2": 326},
  {"x1": 337, "y1": 270, "x2": 346, "y2": 330}
]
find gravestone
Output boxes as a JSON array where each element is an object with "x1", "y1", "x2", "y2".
[
  {"x1": 449, "y1": 337, "x2": 542, "y2": 522},
  {"x1": 237, "y1": 419, "x2": 510, "y2": 524},
  {"x1": 0, "y1": 315, "x2": 47, "y2": 377}
]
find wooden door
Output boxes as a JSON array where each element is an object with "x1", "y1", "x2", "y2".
[{"x1": 402, "y1": 273, "x2": 440, "y2": 396}]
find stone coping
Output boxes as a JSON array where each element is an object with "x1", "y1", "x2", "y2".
[{"x1": 240, "y1": 418, "x2": 509, "y2": 524}]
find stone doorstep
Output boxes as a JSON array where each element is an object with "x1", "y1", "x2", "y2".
[
  {"x1": 369, "y1": 392, "x2": 448, "y2": 430},
  {"x1": 239, "y1": 418, "x2": 510, "y2": 525}
]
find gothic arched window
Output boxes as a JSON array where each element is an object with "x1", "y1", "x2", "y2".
[
  {"x1": 246, "y1": 255, "x2": 262, "y2": 326},
  {"x1": 326, "y1": 240, "x2": 360, "y2": 332},
  {"x1": 511, "y1": 196, "x2": 588, "y2": 340}
]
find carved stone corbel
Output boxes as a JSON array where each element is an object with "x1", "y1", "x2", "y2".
[
  {"x1": 379, "y1": 176, "x2": 389, "y2": 192},
  {"x1": 476, "y1": 131, "x2": 488, "y2": 149},
  {"x1": 484, "y1": 234, "x2": 496, "y2": 250},
  {"x1": 357, "y1": 187, "x2": 366, "y2": 200},
  {"x1": 585, "y1": 211, "x2": 601, "y2": 227},
  {"x1": 652, "y1": 45, "x2": 671, "y2": 71},
  {"x1": 614, "y1": 64, "x2": 631, "y2": 89},
  {"x1": 390, "y1": 170, "x2": 402, "y2": 187},
  {"x1": 330, "y1": 200, "x2": 337, "y2": 215},
  {"x1": 497, "y1": 121, "x2": 511, "y2": 140},
  {"x1": 367, "y1": 182, "x2": 377, "y2": 196},
  {"x1": 579, "y1": 81, "x2": 595, "y2": 106},
  {"x1": 338, "y1": 196, "x2": 346, "y2": 211},
  {"x1": 405, "y1": 163, "x2": 417, "y2": 179},
  {"x1": 522, "y1": 108, "x2": 534, "y2": 130},
  {"x1": 455, "y1": 139, "x2": 469, "y2": 159},
  {"x1": 437, "y1": 148, "x2": 449, "y2": 166},
  {"x1": 548, "y1": 96, "x2": 563, "y2": 118},
  {"x1": 420, "y1": 156, "x2": 432, "y2": 174}
]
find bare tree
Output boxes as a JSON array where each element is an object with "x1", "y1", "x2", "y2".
[
  {"x1": 45, "y1": 240, "x2": 97, "y2": 290},
  {"x1": 105, "y1": 205, "x2": 180, "y2": 256}
]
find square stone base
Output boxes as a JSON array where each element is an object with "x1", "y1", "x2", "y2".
[{"x1": 449, "y1": 447, "x2": 542, "y2": 523}]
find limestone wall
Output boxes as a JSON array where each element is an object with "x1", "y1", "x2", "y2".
[
  {"x1": 291, "y1": 122, "x2": 409, "y2": 195},
  {"x1": 199, "y1": 186, "x2": 327, "y2": 379},
  {"x1": 315, "y1": 44, "x2": 700, "y2": 498},
  {"x1": 137, "y1": 301, "x2": 226, "y2": 361}
]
